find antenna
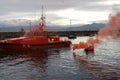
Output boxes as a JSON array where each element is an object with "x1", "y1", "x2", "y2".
[
  {"x1": 42, "y1": 5, "x2": 43, "y2": 17},
  {"x1": 41, "y1": 5, "x2": 44, "y2": 24},
  {"x1": 70, "y1": 19, "x2": 72, "y2": 27}
]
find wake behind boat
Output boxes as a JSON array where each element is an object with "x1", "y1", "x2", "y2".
[{"x1": 0, "y1": 7, "x2": 71, "y2": 51}]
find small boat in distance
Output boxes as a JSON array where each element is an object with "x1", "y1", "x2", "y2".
[
  {"x1": 0, "y1": 7, "x2": 71, "y2": 51},
  {"x1": 68, "y1": 32, "x2": 76, "y2": 39},
  {"x1": 67, "y1": 20, "x2": 76, "y2": 39}
]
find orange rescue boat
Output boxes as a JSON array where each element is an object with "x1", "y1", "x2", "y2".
[{"x1": 0, "y1": 7, "x2": 71, "y2": 51}]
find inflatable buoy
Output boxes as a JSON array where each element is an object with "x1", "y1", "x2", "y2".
[
  {"x1": 22, "y1": 44, "x2": 26, "y2": 48},
  {"x1": 84, "y1": 46, "x2": 94, "y2": 52},
  {"x1": 27, "y1": 45, "x2": 31, "y2": 48}
]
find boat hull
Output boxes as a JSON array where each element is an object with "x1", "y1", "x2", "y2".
[{"x1": 0, "y1": 41, "x2": 71, "y2": 51}]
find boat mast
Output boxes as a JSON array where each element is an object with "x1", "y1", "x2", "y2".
[
  {"x1": 29, "y1": 21, "x2": 32, "y2": 31},
  {"x1": 39, "y1": 5, "x2": 45, "y2": 31}
]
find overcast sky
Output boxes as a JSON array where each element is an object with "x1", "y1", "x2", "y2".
[{"x1": 0, "y1": 0, "x2": 120, "y2": 26}]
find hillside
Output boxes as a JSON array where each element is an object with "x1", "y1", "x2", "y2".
[{"x1": 0, "y1": 23, "x2": 105, "y2": 32}]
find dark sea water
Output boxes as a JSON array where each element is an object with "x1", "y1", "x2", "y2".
[{"x1": 0, "y1": 37, "x2": 120, "y2": 80}]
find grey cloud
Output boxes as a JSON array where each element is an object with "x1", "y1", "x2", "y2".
[
  {"x1": 0, "y1": 0, "x2": 117, "y2": 26},
  {"x1": 75, "y1": 4, "x2": 111, "y2": 12},
  {"x1": 0, "y1": 0, "x2": 110, "y2": 13}
]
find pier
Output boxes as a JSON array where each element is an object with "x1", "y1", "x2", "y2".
[{"x1": 0, "y1": 30, "x2": 98, "y2": 39}]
